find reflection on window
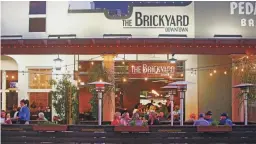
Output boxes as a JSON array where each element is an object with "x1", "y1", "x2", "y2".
[
  {"x1": 29, "y1": 1, "x2": 46, "y2": 14},
  {"x1": 29, "y1": 69, "x2": 52, "y2": 89}
]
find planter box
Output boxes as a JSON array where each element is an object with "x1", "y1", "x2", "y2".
[
  {"x1": 114, "y1": 126, "x2": 149, "y2": 132},
  {"x1": 197, "y1": 126, "x2": 232, "y2": 132},
  {"x1": 32, "y1": 125, "x2": 68, "y2": 131}
]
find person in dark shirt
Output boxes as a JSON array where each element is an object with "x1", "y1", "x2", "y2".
[
  {"x1": 146, "y1": 100, "x2": 154, "y2": 110},
  {"x1": 10, "y1": 105, "x2": 17, "y2": 118},
  {"x1": 166, "y1": 99, "x2": 171, "y2": 113},
  {"x1": 204, "y1": 111, "x2": 213, "y2": 124},
  {"x1": 219, "y1": 113, "x2": 233, "y2": 126}
]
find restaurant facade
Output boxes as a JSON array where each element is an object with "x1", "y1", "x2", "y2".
[{"x1": 1, "y1": 1, "x2": 256, "y2": 122}]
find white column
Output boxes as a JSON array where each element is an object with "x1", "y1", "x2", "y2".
[{"x1": 2, "y1": 71, "x2": 7, "y2": 110}]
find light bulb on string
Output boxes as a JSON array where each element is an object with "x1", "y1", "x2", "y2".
[
  {"x1": 241, "y1": 68, "x2": 244, "y2": 72},
  {"x1": 190, "y1": 71, "x2": 193, "y2": 76},
  {"x1": 122, "y1": 61, "x2": 125, "y2": 65},
  {"x1": 123, "y1": 78, "x2": 127, "y2": 82},
  {"x1": 213, "y1": 70, "x2": 217, "y2": 73},
  {"x1": 224, "y1": 71, "x2": 227, "y2": 75},
  {"x1": 210, "y1": 73, "x2": 213, "y2": 76},
  {"x1": 145, "y1": 77, "x2": 148, "y2": 81},
  {"x1": 91, "y1": 61, "x2": 94, "y2": 65},
  {"x1": 235, "y1": 67, "x2": 238, "y2": 70},
  {"x1": 180, "y1": 73, "x2": 184, "y2": 77},
  {"x1": 12, "y1": 76, "x2": 15, "y2": 79},
  {"x1": 6, "y1": 75, "x2": 8, "y2": 78}
]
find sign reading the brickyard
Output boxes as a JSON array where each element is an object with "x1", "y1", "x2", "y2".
[
  {"x1": 122, "y1": 12, "x2": 190, "y2": 33},
  {"x1": 128, "y1": 62, "x2": 176, "y2": 78},
  {"x1": 121, "y1": 3, "x2": 194, "y2": 35}
]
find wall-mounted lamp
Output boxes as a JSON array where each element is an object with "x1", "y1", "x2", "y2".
[
  {"x1": 169, "y1": 54, "x2": 177, "y2": 64},
  {"x1": 53, "y1": 55, "x2": 63, "y2": 71}
]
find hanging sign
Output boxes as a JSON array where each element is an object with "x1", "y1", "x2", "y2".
[{"x1": 128, "y1": 62, "x2": 176, "y2": 78}]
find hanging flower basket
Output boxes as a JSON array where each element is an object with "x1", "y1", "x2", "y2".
[
  {"x1": 197, "y1": 126, "x2": 232, "y2": 132},
  {"x1": 114, "y1": 126, "x2": 149, "y2": 132},
  {"x1": 32, "y1": 125, "x2": 67, "y2": 132}
]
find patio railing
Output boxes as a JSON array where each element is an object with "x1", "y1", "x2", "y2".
[{"x1": 2, "y1": 124, "x2": 256, "y2": 144}]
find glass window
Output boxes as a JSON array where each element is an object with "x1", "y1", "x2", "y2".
[
  {"x1": 28, "y1": 69, "x2": 52, "y2": 89},
  {"x1": 29, "y1": 1, "x2": 46, "y2": 15},
  {"x1": 29, "y1": 18, "x2": 46, "y2": 32}
]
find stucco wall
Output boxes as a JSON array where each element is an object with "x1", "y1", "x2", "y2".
[
  {"x1": 2, "y1": 1, "x2": 255, "y2": 38},
  {"x1": 198, "y1": 55, "x2": 232, "y2": 120}
]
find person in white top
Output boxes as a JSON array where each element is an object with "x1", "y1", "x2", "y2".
[{"x1": 1, "y1": 111, "x2": 6, "y2": 124}]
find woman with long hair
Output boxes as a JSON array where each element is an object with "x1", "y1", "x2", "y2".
[
  {"x1": 17, "y1": 99, "x2": 30, "y2": 124},
  {"x1": 120, "y1": 112, "x2": 130, "y2": 126},
  {"x1": 111, "y1": 112, "x2": 121, "y2": 126}
]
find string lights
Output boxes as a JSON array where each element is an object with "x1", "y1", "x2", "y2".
[{"x1": 3, "y1": 55, "x2": 255, "y2": 82}]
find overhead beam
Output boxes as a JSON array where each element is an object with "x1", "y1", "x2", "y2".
[{"x1": 1, "y1": 38, "x2": 256, "y2": 55}]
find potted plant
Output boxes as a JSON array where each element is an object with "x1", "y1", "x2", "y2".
[
  {"x1": 114, "y1": 120, "x2": 149, "y2": 132},
  {"x1": 32, "y1": 121, "x2": 68, "y2": 132},
  {"x1": 197, "y1": 120, "x2": 232, "y2": 132}
]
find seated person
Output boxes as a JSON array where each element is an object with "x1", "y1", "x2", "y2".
[
  {"x1": 193, "y1": 113, "x2": 210, "y2": 126},
  {"x1": 130, "y1": 113, "x2": 143, "y2": 126},
  {"x1": 1, "y1": 111, "x2": 6, "y2": 124},
  {"x1": 204, "y1": 111, "x2": 213, "y2": 124},
  {"x1": 120, "y1": 112, "x2": 131, "y2": 126},
  {"x1": 158, "y1": 112, "x2": 167, "y2": 121},
  {"x1": 219, "y1": 113, "x2": 233, "y2": 126},
  {"x1": 37, "y1": 112, "x2": 48, "y2": 121},
  {"x1": 111, "y1": 112, "x2": 121, "y2": 126},
  {"x1": 5, "y1": 113, "x2": 12, "y2": 124},
  {"x1": 148, "y1": 112, "x2": 160, "y2": 125}
]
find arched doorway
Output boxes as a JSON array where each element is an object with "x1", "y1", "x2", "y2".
[{"x1": 1, "y1": 55, "x2": 19, "y2": 112}]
